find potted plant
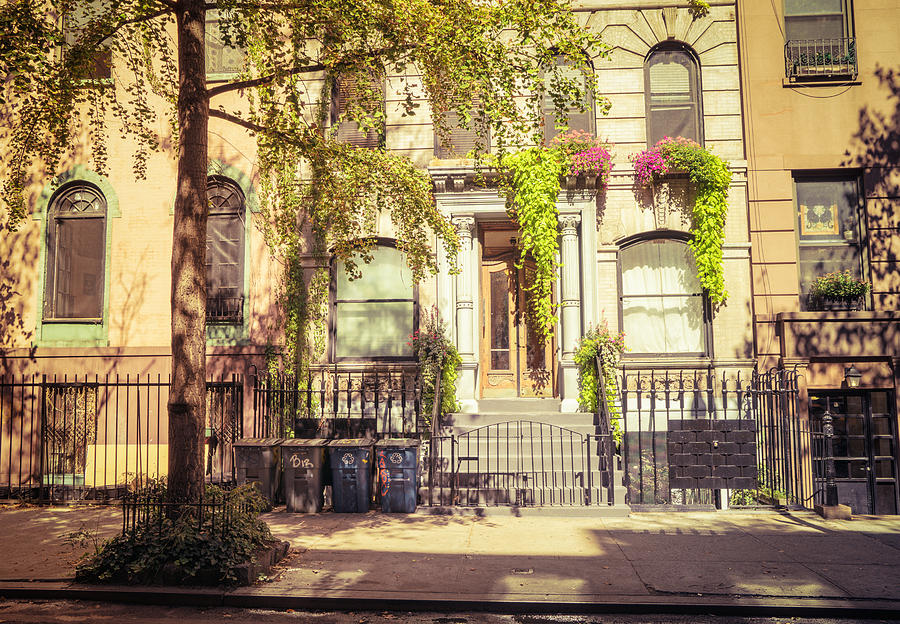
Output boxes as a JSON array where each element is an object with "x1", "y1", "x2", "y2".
[{"x1": 807, "y1": 270, "x2": 870, "y2": 311}]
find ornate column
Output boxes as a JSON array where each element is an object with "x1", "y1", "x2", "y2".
[
  {"x1": 452, "y1": 216, "x2": 476, "y2": 358},
  {"x1": 452, "y1": 216, "x2": 478, "y2": 412},
  {"x1": 558, "y1": 213, "x2": 582, "y2": 412}
]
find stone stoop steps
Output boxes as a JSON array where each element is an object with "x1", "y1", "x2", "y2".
[{"x1": 419, "y1": 398, "x2": 628, "y2": 514}]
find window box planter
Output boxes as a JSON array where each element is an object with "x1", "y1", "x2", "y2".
[
  {"x1": 806, "y1": 271, "x2": 870, "y2": 312},
  {"x1": 807, "y1": 296, "x2": 864, "y2": 312}
]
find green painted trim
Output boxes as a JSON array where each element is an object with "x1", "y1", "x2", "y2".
[
  {"x1": 208, "y1": 160, "x2": 259, "y2": 213},
  {"x1": 34, "y1": 167, "x2": 120, "y2": 347},
  {"x1": 168, "y1": 160, "x2": 259, "y2": 215}
]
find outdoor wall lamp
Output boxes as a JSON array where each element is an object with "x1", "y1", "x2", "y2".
[{"x1": 844, "y1": 365, "x2": 862, "y2": 388}]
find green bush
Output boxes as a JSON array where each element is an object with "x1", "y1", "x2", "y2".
[
  {"x1": 412, "y1": 307, "x2": 461, "y2": 425},
  {"x1": 75, "y1": 482, "x2": 275, "y2": 586}
]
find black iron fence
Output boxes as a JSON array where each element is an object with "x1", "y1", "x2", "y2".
[
  {"x1": 607, "y1": 366, "x2": 816, "y2": 510},
  {"x1": 252, "y1": 366, "x2": 422, "y2": 439},
  {"x1": 424, "y1": 424, "x2": 613, "y2": 507},
  {"x1": 785, "y1": 37, "x2": 857, "y2": 80},
  {"x1": 751, "y1": 367, "x2": 822, "y2": 509},
  {"x1": 0, "y1": 374, "x2": 242, "y2": 503},
  {"x1": 121, "y1": 490, "x2": 250, "y2": 537}
]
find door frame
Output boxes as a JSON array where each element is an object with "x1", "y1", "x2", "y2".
[
  {"x1": 809, "y1": 390, "x2": 900, "y2": 515},
  {"x1": 477, "y1": 224, "x2": 556, "y2": 398}
]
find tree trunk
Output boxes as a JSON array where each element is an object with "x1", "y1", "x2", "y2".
[{"x1": 168, "y1": 0, "x2": 208, "y2": 506}]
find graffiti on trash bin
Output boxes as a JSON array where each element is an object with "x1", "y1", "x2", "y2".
[
  {"x1": 289, "y1": 454, "x2": 313, "y2": 469},
  {"x1": 379, "y1": 453, "x2": 390, "y2": 497}
]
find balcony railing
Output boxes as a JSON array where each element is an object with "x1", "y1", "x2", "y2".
[
  {"x1": 206, "y1": 295, "x2": 244, "y2": 324},
  {"x1": 785, "y1": 37, "x2": 857, "y2": 81}
]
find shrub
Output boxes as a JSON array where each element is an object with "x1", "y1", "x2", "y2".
[
  {"x1": 631, "y1": 136, "x2": 731, "y2": 305},
  {"x1": 411, "y1": 307, "x2": 461, "y2": 424},
  {"x1": 75, "y1": 482, "x2": 275, "y2": 586}
]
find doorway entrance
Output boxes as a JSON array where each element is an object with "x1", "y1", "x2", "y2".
[
  {"x1": 479, "y1": 229, "x2": 555, "y2": 398},
  {"x1": 809, "y1": 391, "x2": 899, "y2": 515}
]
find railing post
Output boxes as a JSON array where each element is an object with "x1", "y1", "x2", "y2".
[{"x1": 822, "y1": 410, "x2": 838, "y2": 507}]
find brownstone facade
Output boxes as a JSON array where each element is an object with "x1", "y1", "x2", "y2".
[{"x1": 739, "y1": 0, "x2": 900, "y2": 513}]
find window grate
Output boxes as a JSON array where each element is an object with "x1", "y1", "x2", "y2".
[{"x1": 785, "y1": 37, "x2": 857, "y2": 80}]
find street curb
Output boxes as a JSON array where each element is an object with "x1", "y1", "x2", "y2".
[{"x1": 3, "y1": 583, "x2": 900, "y2": 619}]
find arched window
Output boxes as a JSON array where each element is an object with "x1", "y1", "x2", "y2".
[
  {"x1": 44, "y1": 183, "x2": 107, "y2": 320},
  {"x1": 206, "y1": 177, "x2": 245, "y2": 323},
  {"x1": 543, "y1": 54, "x2": 596, "y2": 144},
  {"x1": 332, "y1": 244, "x2": 416, "y2": 360},
  {"x1": 619, "y1": 238, "x2": 708, "y2": 355},
  {"x1": 645, "y1": 44, "x2": 702, "y2": 146}
]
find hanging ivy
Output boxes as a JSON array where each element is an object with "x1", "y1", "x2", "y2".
[
  {"x1": 573, "y1": 323, "x2": 626, "y2": 445},
  {"x1": 498, "y1": 131, "x2": 614, "y2": 341},
  {"x1": 631, "y1": 136, "x2": 731, "y2": 305}
]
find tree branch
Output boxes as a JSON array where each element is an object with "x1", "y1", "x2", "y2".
[
  {"x1": 207, "y1": 44, "x2": 416, "y2": 99},
  {"x1": 209, "y1": 108, "x2": 266, "y2": 133},
  {"x1": 209, "y1": 108, "x2": 317, "y2": 149},
  {"x1": 207, "y1": 62, "x2": 327, "y2": 98}
]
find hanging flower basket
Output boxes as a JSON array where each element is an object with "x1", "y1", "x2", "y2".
[{"x1": 630, "y1": 137, "x2": 732, "y2": 305}]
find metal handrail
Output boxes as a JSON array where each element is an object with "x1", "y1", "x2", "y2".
[{"x1": 594, "y1": 356, "x2": 617, "y2": 505}]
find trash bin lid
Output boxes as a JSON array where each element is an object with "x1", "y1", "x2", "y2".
[
  {"x1": 234, "y1": 437, "x2": 284, "y2": 447},
  {"x1": 375, "y1": 438, "x2": 420, "y2": 448},
  {"x1": 328, "y1": 437, "x2": 375, "y2": 447},
  {"x1": 281, "y1": 438, "x2": 329, "y2": 447}
]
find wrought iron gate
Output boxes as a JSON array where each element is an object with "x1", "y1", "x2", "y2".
[{"x1": 426, "y1": 421, "x2": 608, "y2": 507}]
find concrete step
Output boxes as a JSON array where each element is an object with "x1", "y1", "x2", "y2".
[
  {"x1": 476, "y1": 398, "x2": 562, "y2": 412},
  {"x1": 427, "y1": 470, "x2": 609, "y2": 488},
  {"x1": 418, "y1": 486, "x2": 618, "y2": 507},
  {"x1": 436, "y1": 423, "x2": 598, "y2": 438},
  {"x1": 441, "y1": 412, "x2": 595, "y2": 428}
]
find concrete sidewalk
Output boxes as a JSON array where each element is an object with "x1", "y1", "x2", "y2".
[{"x1": 1, "y1": 505, "x2": 899, "y2": 616}]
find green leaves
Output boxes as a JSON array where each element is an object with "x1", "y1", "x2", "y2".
[
  {"x1": 573, "y1": 324, "x2": 626, "y2": 444},
  {"x1": 500, "y1": 147, "x2": 567, "y2": 341},
  {"x1": 654, "y1": 139, "x2": 732, "y2": 305}
]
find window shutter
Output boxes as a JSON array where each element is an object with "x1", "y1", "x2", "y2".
[
  {"x1": 543, "y1": 60, "x2": 595, "y2": 143},
  {"x1": 434, "y1": 108, "x2": 489, "y2": 158},
  {"x1": 334, "y1": 76, "x2": 384, "y2": 148}
]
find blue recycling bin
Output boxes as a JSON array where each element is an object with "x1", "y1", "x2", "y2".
[
  {"x1": 327, "y1": 438, "x2": 374, "y2": 513},
  {"x1": 375, "y1": 438, "x2": 420, "y2": 513}
]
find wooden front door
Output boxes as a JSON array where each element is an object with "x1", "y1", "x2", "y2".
[{"x1": 480, "y1": 252, "x2": 555, "y2": 398}]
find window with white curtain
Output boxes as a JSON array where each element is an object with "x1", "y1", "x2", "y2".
[
  {"x1": 333, "y1": 245, "x2": 416, "y2": 359},
  {"x1": 620, "y1": 239, "x2": 707, "y2": 355}
]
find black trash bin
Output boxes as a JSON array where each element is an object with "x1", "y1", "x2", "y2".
[
  {"x1": 375, "y1": 438, "x2": 420, "y2": 513},
  {"x1": 328, "y1": 438, "x2": 374, "y2": 513},
  {"x1": 233, "y1": 437, "x2": 283, "y2": 505},
  {"x1": 281, "y1": 438, "x2": 329, "y2": 513}
]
